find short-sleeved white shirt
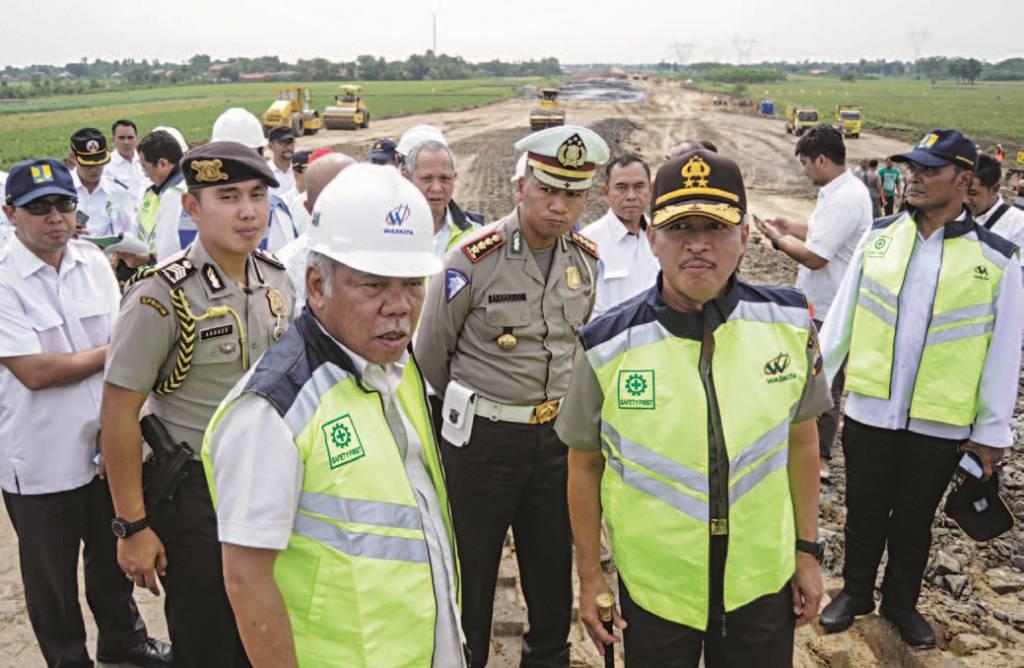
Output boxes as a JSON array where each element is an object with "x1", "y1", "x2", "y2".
[
  {"x1": 104, "y1": 150, "x2": 150, "y2": 212},
  {"x1": 977, "y1": 195, "x2": 1024, "y2": 248},
  {"x1": 0, "y1": 237, "x2": 121, "y2": 494},
  {"x1": 269, "y1": 162, "x2": 295, "y2": 198},
  {"x1": 795, "y1": 169, "x2": 873, "y2": 320},
  {"x1": 584, "y1": 209, "x2": 659, "y2": 320},
  {"x1": 72, "y1": 169, "x2": 134, "y2": 237}
]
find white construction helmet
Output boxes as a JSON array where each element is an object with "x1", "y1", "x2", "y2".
[
  {"x1": 397, "y1": 124, "x2": 447, "y2": 156},
  {"x1": 307, "y1": 164, "x2": 442, "y2": 277},
  {"x1": 211, "y1": 107, "x2": 267, "y2": 149},
  {"x1": 151, "y1": 126, "x2": 189, "y2": 152}
]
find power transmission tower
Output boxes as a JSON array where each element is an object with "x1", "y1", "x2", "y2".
[
  {"x1": 671, "y1": 41, "x2": 694, "y2": 67},
  {"x1": 908, "y1": 29, "x2": 929, "y2": 60},
  {"x1": 733, "y1": 36, "x2": 757, "y2": 65}
]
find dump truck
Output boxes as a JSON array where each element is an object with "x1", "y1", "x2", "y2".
[
  {"x1": 785, "y1": 105, "x2": 819, "y2": 136},
  {"x1": 529, "y1": 88, "x2": 566, "y2": 131},
  {"x1": 261, "y1": 88, "x2": 322, "y2": 136},
  {"x1": 835, "y1": 105, "x2": 863, "y2": 138},
  {"x1": 324, "y1": 85, "x2": 370, "y2": 130}
]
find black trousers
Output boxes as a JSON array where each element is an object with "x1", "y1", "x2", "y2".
[
  {"x1": 148, "y1": 461, "x2": 249, "y2": 668},
  {"x1": 813, "y1": 319, "x2": 846, "y2": 460},
  {"x1": 840, "y1": 418, "x2": 961, "y2": 609},
  {"x1": 441, "y1": 417, "x2": 572, "y2": 668},
  {"x1": 619, "y1": 536, "x2": 794, "y2": 667},
  {"x1": 3, "y1": 476, "x2": 147, "y2": 668},
  {"x1": 884, "y1": 197, "x2": 896, "y2": 216}
]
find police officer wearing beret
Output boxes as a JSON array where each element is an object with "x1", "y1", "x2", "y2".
[
  {"x1": 101, "y1": 141, "x2": 295, "y2": 668},
  {"x1": 416, "y1": 125, "x2": 608, "y2": 668}
]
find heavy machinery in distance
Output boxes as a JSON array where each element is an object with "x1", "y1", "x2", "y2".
[
  {"x1": 835, "y1": 105, "x2": 863, "y2": 138},
  {"x1": 324, "y1": 85, "x2": 371, "y2": 131},
  {"x1": 529, "y1": 88, "x2": 566, "y2": 131},
  {"x1": 261, "y1": 88, "x2": 322, "y2": 136},
  {"x1": 785, "y1": 105, "x2": 819, "y2": 136}
]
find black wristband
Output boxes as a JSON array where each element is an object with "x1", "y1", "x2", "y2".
[{"x1": 771, "y1": 236, "x2": 781, "y2": 250}]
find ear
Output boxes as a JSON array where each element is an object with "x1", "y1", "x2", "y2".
[
  {"x1": 601, "y1": 182, "x2": 610, "y2": 198},
  {"x1": 181, "y1": 191, "x2": 201, "y2": 222},
  {"x1": 305, "y1": 265, "x2": 327, "y2": 310},
  {"x1": 646, "y1": 224, "x2": 659, "y2": 256},
  {"x1": 1, "y1": 205, "x2": 15, "y2": 223},
  {"x1": 516, "y1": 175, "x2": 527, "y2": 199}
]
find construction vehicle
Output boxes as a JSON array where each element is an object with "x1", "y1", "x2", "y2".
[
  {"x1": 785, "y1": 105, "x2": 819, "y2": 136},
  {"x1": 261, "y1": 88, "x2": 322, "y2": 136},
  {"x1": 835, "y1": 105, "x2": 863, "y2": 138},
  {"x1": 324, "y1": 85, "x2": 370, "y2": 131},
  {"x1": 529, "y1": 88, "x2": 566, "y2": 131}
]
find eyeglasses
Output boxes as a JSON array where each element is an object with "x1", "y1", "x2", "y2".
[{"x1": 22, "y1": 197, "x2": 77, "y2": 216}]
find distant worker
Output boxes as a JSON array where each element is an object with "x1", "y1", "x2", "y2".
[
  {"x1": 369, "y1": 137, "x2": 399, "y2": 166},
  {"x1": 583, "y1": 154, "x2": 658, "y2": 319},
  {"x1": 966, "y1": 152, "x2": 1024, "y2": 247},
  {"x1": 878, "y1": 157, "x2": 903, "y2": 216},
  {"x1": 402, "y1": 140, "x2": 483, "y2": 257},
  {"x1": 665, "y1": 138, "x2": 718, "y2": 161},
  {"x1": 561, "y1": 149, "x2": 828, "y2": 666},
  {"x1": 1, "y1": 158, "x2": 172, "y2": 668},
  {"x1": 416, "y1": 125, "x2": 608, "y2": 668},
  {"x1": 136, "y1": 129, "x2": 187, "y2": 261},
  {"x1": 101, "y1": 142, "x2": 294, "y2": 668},
  {"x1": 283, "y1": 149, "x2": 311, "y2": 234},
  {"x1": 204, "y1": 164, "x2": 465, "y2": 667},
  {"x1": 266, "y1": 126, "x2": 296, "y2": 196},
  {"x1": 994, "y1": 144, "x2": 1005, "y2": 164},
  {"x1": 0, "y1": 167, "x2": 9, "y2": 246},
  {"x1": 755, "y1": 125, "x2": 872, "y2": 480},
  {"x1": 105, "y1": 119, "x2": 149, "y2": 209},
  {"x1": 819, "y1": 130, "x2": 1023, "y2": 649},
  {"x1": 69, "y1": 127, "x2": 134, "y2": 237}
]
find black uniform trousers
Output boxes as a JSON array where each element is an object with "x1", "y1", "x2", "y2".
[
  {"x1": 618, "y1": 535, "x2": 794, "y2": 667},
  {"x1": 840, "y1": 418, "x2": 961, "y2": 609},
  {"x1": 812, "y1": 319, "x2": 846, "y2": 460},
  {"x1": 440, "y1": 417, "x2": 572, "y2": 668},
  {"x1": 148, "y1": 461, "x2": 249, "y2": 668},
  {"x1": 3, "y1": 476, "x2": 147, "y2": 668}
]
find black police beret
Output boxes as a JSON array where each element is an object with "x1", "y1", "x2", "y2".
[{"x1": 180, "y1": 141, "x2": 279, "y2": 191}]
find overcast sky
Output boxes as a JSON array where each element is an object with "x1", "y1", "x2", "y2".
[{"x1": 3, "y1": 0, "x2": 1020, "y2": 68}]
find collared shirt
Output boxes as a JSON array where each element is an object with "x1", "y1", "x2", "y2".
[
  {"x1": 72, "y1": 169, "x2": 134, "y2": 237},
  {"x1": 205, "y1": 323, "x2": 464, "y2": 667},
  {"x1": 269, "y1": 161, "x2": 295, "y2": 198},
  {"x1": 433, "y1": 209, "x2": 455, "y2": 258},
  {"x1": 0, "y1": 237, "x2": 121, "y2": 494},
  {"x1": 795, "y1": 169, "x2": 873, "y2": 320},
  {"x1": 975, "y1": 195, "x2": 1024, "y2": 248},
  {"x1": 104, "y1": 149, "x2": 149, "y2": 210},
  {"x1": 583, "y1": 209, "x2": 659, "y2": 320},
  {"x1": 149, "y1": 170, "x2": 190, "y2": 262},
  {"x1": 285, "y1": 189, "x2": 311, "y2": 235},
  {"x1": 820, "y1": 212, "x2": 1023, "y2": 447},
  {"x1": 105, "y1": 239, "x2": 295, "y2": 454},
  {"x1": 278, "y1": 233, "x2": 309, "y2": 318},
  {"x1": 264, "y1": 195, "x2": 299, "y2": 254}
]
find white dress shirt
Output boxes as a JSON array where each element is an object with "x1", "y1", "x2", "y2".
[
  {"x1": 269, "y1": 161, "x2": 295, "y2": 198},
  {"x1": 277, "y1": 234, "x2": 309, "y2": 318},
  {"x1": 103, "y1": 149, "x2": 149, "y2": 210},
  {"x1": 72, "y1": 169, "x2": 134, "y2": 237},
  {"x1": 433, "y1": 209, "x2": 455, "y2": 259},
  {"x1": 975, "y1": 195, "x2": 1024, "y2": 248},
  {"x1": 285, "y1": 189, "x2": 311, "y2": 235},
  {"x1": 584, "y1": 209, "x2": 659, "y2": 319},
  {"x1": 795, "y1": 169, "x2": 873, "y2": 321},
  {"x1": 0, "y1": 238, "x2": 121, "y2": 494},
  {"x1": 205, "y1": 327, "x2": 464, "y2": 667},
  {"x1": 820, "y1": 213, "x2": 1023, "y2": 447}
]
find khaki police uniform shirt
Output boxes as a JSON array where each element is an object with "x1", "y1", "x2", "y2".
[
  {"x1": 105, "y1": 239, "x2": 295, "y2": 457},
  {"x1": 416, "y1": 207, "x2": 599, "y2": 405}
]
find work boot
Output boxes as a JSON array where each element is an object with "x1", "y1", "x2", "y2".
[
  {"x1": 879, "y1": 605, "x2": 936, "y2": 649},
  {"x1": 819, "y1": 591, "x2": 875, "y2": 633},
  {"x1": 97, "y1": 637, "x2": 172, "y2": 667}
]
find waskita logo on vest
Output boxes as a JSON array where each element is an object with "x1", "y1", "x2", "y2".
[
  {"x1": 617, "y1": 370, "x2": 655, "y2": 409},
  {"x1": 764, "y1": 352, "x2": 798, "y2": 384},
  {"x1": 321, "y1": 415, "x2": 366, "y2": 469},
  {"x1": 383, "y1": 203, "x2": 414, "y2": 236},
  {"x1": 973, "y1": 265, "x2": 989, "y2": 280}
]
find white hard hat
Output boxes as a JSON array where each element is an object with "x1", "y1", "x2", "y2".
[
  {"x1": 397, "y1": 124, "x2": 447, "y2": 156},
  {"x1": 307, "y1": 163, "x2": 442, "y2": 277},
  {"x1": 212, "y1": 108, "x2": 267, "y2": 149},
  {"x1": 151, "y1": 126, "x2": 189, "y2": 152}
]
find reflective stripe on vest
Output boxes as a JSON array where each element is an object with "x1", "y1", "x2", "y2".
[
  {"x1": 137, "y1": 190, "x2": 160, "y2": 254},
  {"x1": 586, "y1": 296, "x2": 807, "y2": 629},
  {"x1": 846, "y1": 214, "x2": 1005, "y2": 425}
]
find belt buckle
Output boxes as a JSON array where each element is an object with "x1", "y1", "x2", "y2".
[
  {"x1": 710, "y1": 518, "x2": 729, "y2": 536},
  {"x1": 532, "y1": 399, "x2": 561, "y2": 425}
]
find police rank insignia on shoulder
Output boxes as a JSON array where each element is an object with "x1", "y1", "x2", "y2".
[
  {"x1": 157, "y1": 259, "x2": 196, "y2": 286},
  {"x1": 445, "y1": 268, "x2": 470, "y2": 302},
  {"x1": 253, "y1": 248, "x2": 285, "y2": 270},
  {"x1": 569, "y1": 230, "x2": 599, "y2": 259},
  {"x1": 191, "y1": 159, "x2": 230, "y2": 183},
  {"x1": 462, "y1": 231, "x2": 505, "y2": 263}
]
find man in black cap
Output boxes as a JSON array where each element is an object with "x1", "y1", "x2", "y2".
[
  {"x1": 284, "y1": 149, "x2": 312, "y2": 233},
  {"x1": 69, "y1": 127, "x2": 134, "y2": 237},
  {"x1": 266, "y1": 126, "x2": 295, "y2": 196},
  {"x1": 369, "y1": 137, "x2": 398, "y2": 166},
  {"x1": 101, "y1": 141, "x2": 296, "y2": 668},
  {"x1": 560, "y1": 148, "x2": 829, "y2": 666},
  {"x1": 819, "y1": 129, "x2": 1023, "y2": 648}
]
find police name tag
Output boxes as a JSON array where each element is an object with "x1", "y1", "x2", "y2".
[{"x1": 441, "y1": 381, "x2": 478, "y2": 447}]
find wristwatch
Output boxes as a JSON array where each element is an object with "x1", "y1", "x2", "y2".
[
  {"x1": 111, "y1": 516, "x2": 149, "y2": 539},
  {"x1": 796, "y1": 538, "x2": 825, "y2": 560},
  {"x1": 770, "y1": 236, "x2": 782, "y2": 250}
]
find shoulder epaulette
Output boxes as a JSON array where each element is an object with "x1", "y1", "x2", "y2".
[
  {"x1": 156, "y1": 258, "x2": 196, "y2": 287},
  {"x1": 253, "y1": 248, "x2": 285, "y2": 270},
  {"x1": 122, "y1": 265, "x2": 159, "y2": 290},
  {"x1": 461, "y1": 230, "x2": 505, "y2": 263},
  {"x1": 570, "y1": 230, "x2": 599, "y2": 259}
]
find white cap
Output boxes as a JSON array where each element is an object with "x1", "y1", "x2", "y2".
[
  {"x1": 152, "y1": 126, "x2": 189, "y2": 152},
  {"x1": 307, "y1": 164, "x2": 442, "y2": 277},
  {"x1": 514, "y1": 125, "x2": 610, "y2": 191},
  {"x1": 397, "y1": 124, "x2": 447, "y2": 156},
  {"x1": 511, "y1": 152, "x2": 528, "y2": 183},
  {"x1": 212, "y1": 108, "x2": 267, "y2": 150}
]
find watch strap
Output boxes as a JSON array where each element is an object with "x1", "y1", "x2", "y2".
[{"x1": 796, "y1": 538, "x2": 821, "y2": 557}]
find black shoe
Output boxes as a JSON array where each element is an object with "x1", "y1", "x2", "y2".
[
  {"x1": 819, "y1": 591, "x2": 875, "y2": 633},
  {"x1": 97, "y1": 637, "x2": 172, "y2": 667},
  {"x1": 879, "y1": 605, "x2": 936, "y2": 649}
]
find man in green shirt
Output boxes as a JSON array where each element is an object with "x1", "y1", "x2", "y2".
[{"x1": 878, "y1": 159, "x2": 902, "y2": 216}]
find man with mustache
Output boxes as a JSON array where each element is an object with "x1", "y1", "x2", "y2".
[
  {"x1": 202, "y1": 164, "x2": 464, "y2": 667},
  {"x1": 559, "y1": 149, "x2": 831, "y2": 666},
  {"x1": 416, "y1": 125, "x2": 607, "y2": 668},
  {"x1": 818, "y1": 130, "x2": 1023, "y2": 648},
  {"x1": 101, "y1": 141, "x2": 295, "y2": 667}
]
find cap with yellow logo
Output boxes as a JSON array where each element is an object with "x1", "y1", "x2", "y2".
[
  {"x1": 650, "y1": 149, "x2": 747, "y2": 228},
  {"x1": 180, "y1": 141, "x2": 279, "y2": 191},
  {"x1": 891, "y1": 128, "x2": 977, "y2": 170}
]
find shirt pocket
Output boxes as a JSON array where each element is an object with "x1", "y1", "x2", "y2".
[
  {"x1": 78, "y1": 299, "x2": 113, "y2": 348},
  {"x1": 485, "y1": 302, "x2": 532, "y2": 328},
  {"x1": 563, "y1": 297, "x2": 589, "y2": 326},
  {"x1": 26, "y1": 305, "x2": 68, "y2": 354},
  {"x1": 192, "y1": 328, "x2": 242, "y2": 366}
]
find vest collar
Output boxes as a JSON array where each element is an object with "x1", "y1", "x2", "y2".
[
  {"x1": 295, "y1": 307, "x2": 361, "y2": 381},
  {"x1": 646, "y1": 273, "x2": 742, "y2": 341},
  {"x1": 901, "y1": 205, "x2": 974, "y2": 239}
]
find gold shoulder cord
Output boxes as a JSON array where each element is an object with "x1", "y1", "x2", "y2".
[
  {"x1": 122, "y1": 266, "x2": 157, "y2": 291},
  {"x1": 152, "y1": 288, "x2": 249, "y2": 396}
]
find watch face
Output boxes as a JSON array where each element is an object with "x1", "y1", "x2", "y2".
[{"x1": 111, "y1": 518, "x2": 128, "y2": 539}]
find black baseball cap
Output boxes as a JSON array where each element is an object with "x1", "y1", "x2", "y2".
[
  {"x1": 651, "y1": 149, "x2": 747, "y2": 228},
  {"x1": 892, "y1": 129, "x2": 978, "y2": 170},
  {"x1": 370, "y1": 138, "x2": 397, "y2": 162},
  {"x1": 5, "y1": 158, "x2": 77, "y2": 206},
  {"x1": 181, "y1": 141, "x2": 279, "y2": 191},
  {"x1": 70, "y1": 127, "x2": 111, "y2": 166},
  {"x1": 945, "y1": 468, "x2": 1014, "y2": 542},
  {"x1": 267, "y1": 126, "x2": 295, "y2": 143}
]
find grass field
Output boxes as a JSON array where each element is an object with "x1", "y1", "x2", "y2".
[
  {"x1": 697, "y1": 75, "x2": 1024, "y2": 150},
  {"x1": 0, "y1": 78, "x2": 548, "y2": 168}
]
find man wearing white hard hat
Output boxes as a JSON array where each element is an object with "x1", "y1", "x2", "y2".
[
  {"x1": 416, "y1": 125, "x2": 607, "y2": 668},
  {"x1": 397, "y1": 124, "x2": 447, "y2": 163},
  {"x1": 203, "y1": 164, "x2": 466, "y2": 667}
]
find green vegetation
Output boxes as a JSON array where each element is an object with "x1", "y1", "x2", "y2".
[
  {"x1": 696, "y1": 75, "x2": 1024, "y2": 147},
  {"x1": 0, "y1": 79, "x2": 548, "y2": 168}
]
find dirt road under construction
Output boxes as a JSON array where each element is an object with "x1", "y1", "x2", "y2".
[{"x1": 2, "y1": 79, "x2": 1022, "y2": 667}]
